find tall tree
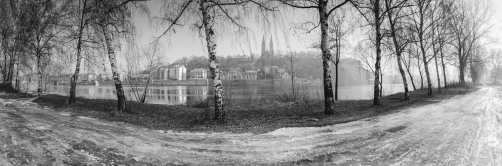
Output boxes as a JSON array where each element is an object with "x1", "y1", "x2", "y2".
[
  {"x1": 352, "y1": 0, "x2": 386, "y2": 105},
  {"x1": 384, "y1": 0, "x2": 410, "y2": 100},
  {"x1": 409, "y1": 0, "x2": 433, "y2": 95},
  {"x1": 326, "y1": 5, "x2": 352, "y2": 101},
  {"x1": 19, "y1": 0, "x2": 72, "y2": 98},
  {"x1": 93, "y1": 0, "x2": 146, "y2": 112},
  {"x1": 280, "y1": 0, "x2": 350, "y2": 113},
  {"x1": 69, "y1": 0, "x2": 93, "y2": 104},
  {"x1": 448, "y1": 0, "x2": 493, "y2": 86},
  {"x1": 157, "y1": 0, "x2": 273, "y2": 121}
]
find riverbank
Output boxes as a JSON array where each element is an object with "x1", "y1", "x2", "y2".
[{"x1": 6, "y1": 85, "x2": 477, "y2": 134}]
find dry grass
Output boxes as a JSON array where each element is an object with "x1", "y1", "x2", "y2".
[{"x1": 11, "y1": 85, "x2": 478, "y2": 134}]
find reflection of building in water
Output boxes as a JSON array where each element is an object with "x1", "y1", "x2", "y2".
[{"x1": 47, "y1": 85, "x2": 212, "y2": 105}]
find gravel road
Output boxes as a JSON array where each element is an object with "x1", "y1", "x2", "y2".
[{"x1": 0, "y1": 87, "x2": 500, "y2": 165}]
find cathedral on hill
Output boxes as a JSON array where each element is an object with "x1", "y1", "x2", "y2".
[
  {"x1": 259, "y1": 35, "x2": 275, "y2": 67},
  {"x1": 260, "y1": 35, "x2": 274, "y2": 59}
]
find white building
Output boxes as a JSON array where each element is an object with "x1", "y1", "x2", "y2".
[
  {"x1": 189, "y1": 68, "x2": 208, "y2": 79},
  {"x1": 156, "y1": 67, "x2": 169, "y2": 80},
  {"x1": 169, "y1": 65, "x2": 187, "y2": 80}
]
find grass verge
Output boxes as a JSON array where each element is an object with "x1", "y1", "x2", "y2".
[{"x1": 1, "y1": 85, "x2": 478, "y2": 134}]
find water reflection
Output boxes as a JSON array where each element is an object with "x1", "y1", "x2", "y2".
[{"x1": 37, "y1": 83, "x2": 407, "y2": 105}]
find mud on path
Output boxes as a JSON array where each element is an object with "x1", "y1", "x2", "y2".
[{"x1": 0, "y1": 87, "x2": 500, "y2": 165}]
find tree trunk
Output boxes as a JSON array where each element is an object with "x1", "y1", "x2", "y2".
[
  {"x1": 459, "y1": 62, "x2": 465, "y2": 86},
  {"x1": 319, "y1": 1, "x2": 336, "y2": 114},
  {"x1": 386, "y1": 4, "x2": 409, "y2": 100},
  {"x1": 101, "y1": 24, "x2": 126, "y2": 112},
  {"x1": 419, "y1": 36, "x2": 432, "y2": 95},
  {"x1": 140, "y1": 76, "x2": 150, "y2": 103},
  {"x1": 372, "y1": 0, "x2": 382, "y2": 105},
  {"x1": 290, "y1": 53, "x2": 295, "y2": 102},
  {"x1": 434, "y1": 53, "x2": 441, "y2": 93},
  {"x1": 432, "y1": 23, "x2": 441, "y2": 93},
  {"x1": 440, "y1": 45, "x2": 447, "y2": 88},
  {"x1": 406, "y1": 67, "x2": 417, "y2": 91},
  {"x1": 380, "y1": 72, "x2": 383, "y2": 98},
  {"x1": 14, "y1": 56, "x2": 19, "y2": 93},
  {"x1": 69, "y1": 0, "x2": 87, "y2": 104},
  {"x1": 37, "y1": 55, "x2": 43, "y2": 98},
  {"x1": 335, "y1": 63, "x2": 338, "y2": 101},
  {"x1": 418, "y1": 65, "x2": 424, "y2": 89},
  {"x1": 421, "y1": 52, "x2": 432, "y2": 95},
  {"x1": 2, "y1": 38, "x2": 7, "y2": 84},
  {"x1": 200, "y1": 1, "x2": 225, "y2": 121},
  {"x1": 69, "y1": 31, "x2": 84, "y2": 104}
]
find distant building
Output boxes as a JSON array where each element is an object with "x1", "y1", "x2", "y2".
[
  {"x1": 168, "y1": 65, "x2": 187, "y2": 80},
  {"x1": 225, "y1": 68, "x2": 243, "y2": 80},
  {"x1": 189, "y1": 68, "x2": 208, "y2": 80},
  {"x1": 155, "y1": 67, "x2": 169, "y2": 80},
  {"x1": 242, "y1": 70, "x2": 258, "y2": 80}
]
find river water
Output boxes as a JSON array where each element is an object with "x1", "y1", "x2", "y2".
[{"x1": 26, "y1": 83, "x2": 408, "y2": 105}]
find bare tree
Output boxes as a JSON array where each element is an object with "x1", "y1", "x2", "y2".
[
  {"x1": 91, "y1": 0, "x2": 147, "y2": 112},
  {"x1": 279, "y1": 0, "x2": 351, "y2": 113},
  {"x1": 384, "y1": 0, "x2": 410, "y2": 99},
  {"x1": 157, "y1": 0, "x2": 274, "y2": 121},
  {"x1": 436, "y1": 0, "x2": 454, "y2": 88},
  {"x1": 69, "y1": 0, "x2": 96, "y2": 104},
  {"x1": 327, "y1": 5, "x2": 353, "y2": 101},
  {"x1": 127, "y1": 40, "x2": 165, "y2": 103},
  {"x1": 284, "y1": 51, "x2": 299, "y2": 101},
  {"x1": 448, "y1": 0, "x2": 493, "y2": 86},
  {"x1": 408, "y1": 0, "x2": 434, "y2": 95},
  {"x1": 401, "y1": 45, "x2": 417, "y2": 90},
  {"x1": 489, "y1": 48, "x2": 502, "y2": 84},
  {"x1": 351, "y1": 0, "x2": 387, "y2": 105},
  {"x1": 18, "y1": 0, "x2": 73, "y2": 98},
  {"x1": 355, "y1": 40, "x2": 392, "y2": 98}
]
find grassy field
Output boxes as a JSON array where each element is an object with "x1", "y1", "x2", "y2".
[{"x1": 5, "y1": 85, "x2": 478, "y2": 134}]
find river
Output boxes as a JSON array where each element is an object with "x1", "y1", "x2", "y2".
[{"x1": 24, "y1": 83, "x2": 409, "y2": 105}]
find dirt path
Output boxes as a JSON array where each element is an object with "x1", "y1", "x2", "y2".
[{"x1": 0, "y1": 87, "x2": 500, "y2": 165}]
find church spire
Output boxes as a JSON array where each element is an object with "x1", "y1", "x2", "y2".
[{"x1": 261, "y1": 35, "x2": 267, "y2": 58}]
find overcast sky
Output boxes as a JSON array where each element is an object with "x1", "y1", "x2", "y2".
[{"x1": 131, "y1": 0, "x2": 502, "y2": 63}]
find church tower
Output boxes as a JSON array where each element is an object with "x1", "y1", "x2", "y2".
[{"x1": 261, "y1": 35, "x2": 268, "y2": 58}]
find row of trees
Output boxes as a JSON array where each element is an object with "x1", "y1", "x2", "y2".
[
  {"x1": 0, "y1": 0, "x2": 146, "y2": 109},
  {"x1": 0, "y1": 0, "x2": 494, "y2": 122}
]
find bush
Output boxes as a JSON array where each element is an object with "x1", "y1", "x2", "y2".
[
  {"x1": 184, "y1": 97, "x2": 210, "y2": 108},
  {"x1": 447, "y1": 81, "x2": 475, "y2": 89},
  {"x1": 0, "y1": 83, "x2": 16, "y2": 93}
]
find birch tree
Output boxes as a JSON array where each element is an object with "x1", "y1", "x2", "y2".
[
  {"x1": 68, "y1": 0, "x2": 94, "y2": 104},
  {"x1": 384, "y1": 0, "x2": 410, "y2": 99},
  {"x1": 157, "y1": 0, "x2": 273, "y2": 121},
  {"x1": 351, "y1": 0, "x2": 386, "y2": 105},
  {"x1": 409, "y1": 0, "x2": 433, "y2": 95},
  {"x1": 92, "y1": 0, "x2": 147, "y2": 112},
  {"x1": 279, "y1": 0, "x2": 351, "y2": 114},
  {"x1": 19, "y1": 0, "x2": 72, "y2": 98}
]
